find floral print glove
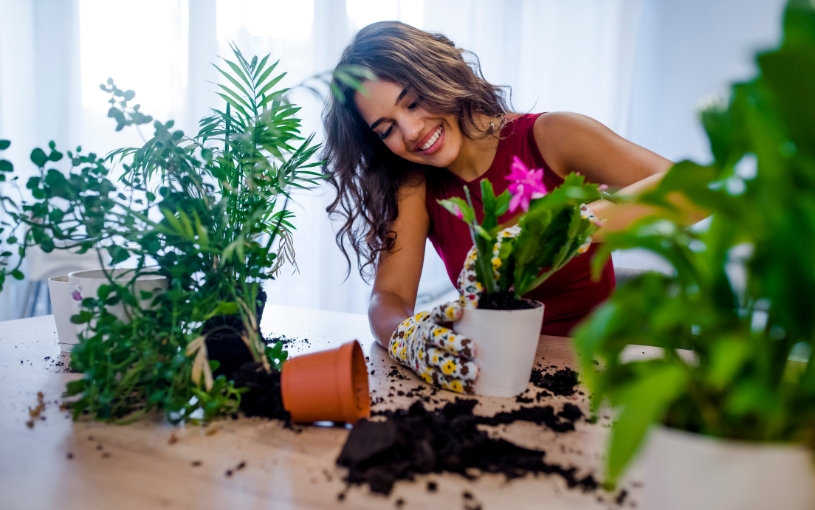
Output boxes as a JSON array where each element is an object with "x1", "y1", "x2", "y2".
[{"x1": 388, "y1": 301, "x2": 479, "y2": 394}]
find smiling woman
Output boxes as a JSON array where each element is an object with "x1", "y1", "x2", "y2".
[{"x1": 322, "y1": 21, "x2": 676, "y2": 394}]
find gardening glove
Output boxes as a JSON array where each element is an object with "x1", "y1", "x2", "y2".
[{"x1": 388, "y1": 300, "x2": 479, "y2": 394}]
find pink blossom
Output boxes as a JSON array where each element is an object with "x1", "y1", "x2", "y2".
[
  {"x1": 452, "y1": 204, "x2": 464, "y2": 219},
  {"x1": 507, "y1": 156, "x2": 547, "y2": 212},
  {"x1": 598, "y1": 184, "x2": 609, "y2": 191}
]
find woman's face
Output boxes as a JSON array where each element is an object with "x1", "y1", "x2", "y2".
[{"x1": 354, "y1": 80, "x2": 463, "y2": 168}]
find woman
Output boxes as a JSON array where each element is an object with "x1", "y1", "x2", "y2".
[{"x1": 323, "y1": 21, "x2": 674, "y2": 393}]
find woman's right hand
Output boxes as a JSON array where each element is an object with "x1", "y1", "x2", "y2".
[{"x1": 388, "y1": 300, "x2": 479, "y2": 394}]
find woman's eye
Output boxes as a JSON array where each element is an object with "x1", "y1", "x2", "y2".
[
  {"x1": 407, "y1": 101, "x2": 419, "y2": 110},
  {"x1": 378, "y1": 125, "x2": 394, "y2": 140}
]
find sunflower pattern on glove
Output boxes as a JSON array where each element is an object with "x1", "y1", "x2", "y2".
[
  {"x1": 457, "y1": 225, "x2": 521, "y2": 309},
  {"x1": 388, "y1": 301, "x2": 478, "y2": 394}
]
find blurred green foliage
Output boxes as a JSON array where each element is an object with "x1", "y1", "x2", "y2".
[{"x1": 574, "y1": 0, "x2": 815, "y2": 484}]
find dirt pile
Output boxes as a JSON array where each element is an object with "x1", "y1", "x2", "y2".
[{"x1": 337, "y1": 399, "x2": 596, "y2": 496}]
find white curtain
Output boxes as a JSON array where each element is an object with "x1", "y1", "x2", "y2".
[{"x1": 0, "y1": 0, "x2": 787, "y2": 319}]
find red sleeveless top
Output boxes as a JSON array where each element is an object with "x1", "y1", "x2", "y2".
[{"x1": 425, "y1": 113, "x2": 615, "y2": 337}]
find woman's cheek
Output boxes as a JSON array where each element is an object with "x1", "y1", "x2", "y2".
[{"x1": 385, "y1": 138, "x2": 409, "y2": 159}]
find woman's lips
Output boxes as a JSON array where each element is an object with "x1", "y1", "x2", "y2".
[{"x1": 415, "y1": 125, "x2": 444, "y2": 155}]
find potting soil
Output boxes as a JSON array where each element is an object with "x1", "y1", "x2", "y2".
[
  {"x1": 476, "y1": 292, "x2": 538, "y2": 310},
  {"x1": 337, "y1": 399, "x2": 597, "y2": 496},
  {"x1": 232, "y1": 361, "x2": 290, "y2": 422},
  {"x1": 529, "y1": 367, "x2": 579, "y2": 396}
]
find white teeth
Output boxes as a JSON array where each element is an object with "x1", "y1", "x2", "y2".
[{"x1": 420, "y1": 126, "x2": 442, "y2": 151}]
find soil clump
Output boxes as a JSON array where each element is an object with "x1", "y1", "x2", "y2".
[
  {"x1": 530, "y1": 367, "x2": 579, "y2": 396},
  {"x1": 232, "y1": 361, "x2": 290, "y2": 422},
  {"x1": 337, "y1": 399, "x2": 597, "y2": 496},
  {"x1": 205, "y1": 288, "x2": 267, "y2": 380}
]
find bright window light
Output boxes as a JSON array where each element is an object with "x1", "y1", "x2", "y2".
[
  {"x1": 347, "y1": 0, "x2": 424, "y2": 30},
  {"x1": 79, "y1": 0, "x2": 189, "y2": 119},
  {"x1": 217, "y1": 0, "x2": 314, "y2": 42}
]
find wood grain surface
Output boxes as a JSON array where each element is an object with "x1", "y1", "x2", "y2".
[{"x1": 0, "y1": 305, "x2": 646, "y2": 510}]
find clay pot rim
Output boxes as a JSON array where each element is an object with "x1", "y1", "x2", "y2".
[{"x1": 336, "y1": 340, "x2": 369, "y2": 424}]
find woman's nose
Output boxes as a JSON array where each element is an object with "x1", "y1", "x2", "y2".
[{"x1": 402, "y1": 117, "x2": 424, "y2": 149}]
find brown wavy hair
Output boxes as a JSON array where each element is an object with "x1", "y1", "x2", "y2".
[{"x1": 322, "y1": 21, "x2": 511, "y2": 280}]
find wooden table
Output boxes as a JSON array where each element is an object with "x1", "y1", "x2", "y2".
[{"x1": 0, "y1": 305, "x2": 644, "y2": 509}]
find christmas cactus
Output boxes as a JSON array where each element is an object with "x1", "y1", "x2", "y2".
[{"x1": 439, "y1": 156, "x2": 605, "y2": 304}]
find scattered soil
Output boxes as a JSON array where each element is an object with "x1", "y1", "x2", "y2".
[
  {"x1": 232, "y1": 362, "x2": 290, "y2": 422},
  {"x1": 529, "y1": 368, "x2": 579, "y2": 396},
  {"x1": 477, "y1": 292, "x2": 537, "y2": 311},
  {"x1": 26, "y1": 391, "x2": 46, "y2": 428},
  {"x1": 337, "y1": 399, "x2": 598, "y2": 496},
  {"x1": 271, "y1": 334, "x2": 312, "y2": 353},
  {"x1": 480, "y1": 403, "x2": 583, "y2": 433}
]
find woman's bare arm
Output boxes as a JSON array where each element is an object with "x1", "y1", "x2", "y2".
[
  {"x1": 369, "y1": 175, "x2": 429, "y2": 348},
  {"x1": 534, "y1": 112, "x2": 704, "y2": 240}
]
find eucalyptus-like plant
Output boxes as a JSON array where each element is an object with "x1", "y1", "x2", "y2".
[
  {"x1": 438, "y1": 156, "x2": 604, "y2": 303},
  {"x1": 573, "y1": 0, "x2": 815, "y2": 484},
  {"x1": 0, "y1": 45, "x2": 327, "y2": 422}
]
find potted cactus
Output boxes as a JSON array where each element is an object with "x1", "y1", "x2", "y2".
[{"x1": 439, "y1": 159, "x2": 603, "y2": 397}]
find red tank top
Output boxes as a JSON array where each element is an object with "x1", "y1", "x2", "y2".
[{"x1": 425, "y1": 113, "x2": 615, "y2": 337}]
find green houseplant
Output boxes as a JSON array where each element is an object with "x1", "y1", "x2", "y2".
[
  {"x1": 438, "y1": 158, "x2": 604, "y2": 396},
  {"x1": 0, "y1": 46, "x2": 334, "y2": 423},
  {"x1": 573, "y1": 1, "x2": 815, "y2": 507}
]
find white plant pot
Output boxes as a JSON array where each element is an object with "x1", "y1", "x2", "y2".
[
  {"x1": 453, "y1": 301, "x2": 544, "y2": 397},
  {"x1": 69, "y1": 269, "x2": 168, "y2": 337},
  {"x1": 48, "y1": 275, "x2": 80, "y2": 351},
  {"x1": 641, "y1": 425, "x2": 815, "y2": 510}
]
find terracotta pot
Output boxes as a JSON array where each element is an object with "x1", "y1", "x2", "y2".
[
  {"x1": 454, "y1": 301, "x2": 545, "y2": 397},
  {"x1": 280, "y1": 340, "x2": 370, "y2": 424},
  {"x1": 640, "y1": 425, "x2": 815, "y2": 510}
]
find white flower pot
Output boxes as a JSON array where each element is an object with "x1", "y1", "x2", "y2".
[
  {"x1": 48, "y1": 275, "x2": 80, "y2": 351},
  {"x1": 641, "y1": 426, "x2": 815, "y2": 510},
  {"x1": 453, "y1": 301, "x2": 544, "y2": 397},
  {"x1": 69, "y1": 269, "x2": 168, "y2": 336}
]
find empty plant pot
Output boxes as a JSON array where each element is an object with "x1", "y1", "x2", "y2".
[
  {"x1": 453, "y1": 301, "x2": 545, "y2": 397},
  {"x1": 48, "y1": 275, "x2": 79, "y2": 351},
  {"x1": 641, "y1": 425, "x2": 815, "y2": 510},
  {"x1": 280, "y1": 340, "x2": 370, "y2": 424},
  {"x1": 69, "y1": 269, "x2": 168, "y2": 335}
]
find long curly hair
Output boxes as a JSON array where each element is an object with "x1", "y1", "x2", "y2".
[{"x1": 322, "y1": 21, "x2": 511, "y2": 280}]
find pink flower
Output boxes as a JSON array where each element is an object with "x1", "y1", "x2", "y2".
[
  {"x1": 507, "y1": 156, "x2": 547, "y2": 212},
  {"x1": 452, "y1": 204, "x2": 464, "y2": 219}
]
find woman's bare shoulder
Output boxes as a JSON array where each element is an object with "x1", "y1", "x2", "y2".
[{"x1": 396, "y1": 169, "x2": 427, "y2": 204}]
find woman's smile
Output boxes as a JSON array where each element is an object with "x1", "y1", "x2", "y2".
[{"x1": 414, "y1": 124, "x2": 445, "y2": 154}]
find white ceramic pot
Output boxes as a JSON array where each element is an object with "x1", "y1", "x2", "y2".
[
  {"x1": 69, "y1": 269, "x2": 168, "y2": 335},
  {"x1": 48, "y1": 275, "x2": 80, "y2": 351},
  {"x1": 641, "y1": 425, "x2": 815, "y2": 510},
  {"x1": 453, "y1": 301, "x2": 544, "y2": 397}
]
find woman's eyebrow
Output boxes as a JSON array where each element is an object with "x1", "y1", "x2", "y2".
[
  {"x1": 369, "y1": 87, "x2": 409, "y2": 130},
  {"x1": 394, "y1": 87, "x2": 408, "y2": 106}
]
